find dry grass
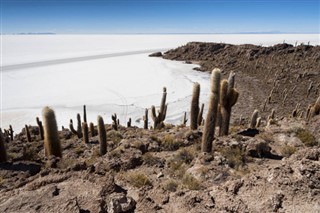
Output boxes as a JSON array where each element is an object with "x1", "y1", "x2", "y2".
[
  {"x1": 281, "y1": 145, "x2": 297, "y2": 157},
  {"x1": 182, "y1": 174, "x2": 201, "y2": 190},
  {"x1": 125, "y1": 172, "x2": 152, "y2": 188},
  {"x1": 163, "y1": 179, "x2": 179, "y2": 192},
  {"x1": 161, "y1": 135, "x2": 182, "y2": 151},
  {"x1": 218, "y1": 146, "x2": 247, "y2": 170},
  {"x1": 295, "y1": 128, "x2": 317, "y2": 147}
]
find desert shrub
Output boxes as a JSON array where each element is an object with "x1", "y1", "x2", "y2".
[
  {"x1": 108, "y1": 147, "x2": 124, "y2": 158},
  {"x1": 281, "y1": 145, "x2": 297, "y2": 157},
  {"x1": 176, "y1": 147, "x2": 195, "y2": 164},
  {"x1": 107, "y1": 130, "x2": 123, "y2": 144},
  {"x1": 161, "y1": 135, "x2": 182, "y2": 151},
  {"x1": 142, "y1": 152, "x2": 161, "y2": 166},
  {"x1": 219, "y1": 146, "x2": 247, "y2": 170},
  {"x1": 182, "y1": 174, "x2": 201, "y2": 190},
  {"x1": 168, "y1": 158, "x2": 187, "y2": 178},
  {"x1": 295, "y1": 128, "x2": 317, "y2": 147},
  {"x1": 150, "y1": 135, "x2": 161, "y2": 143},
  {"x1": 163, "y1": 179, "x2": 178, "y2": 192},
  {"x1": 125, "y1": 172, "x2": 152, "y2": 188},
  {"x1": 22, "y1": 146, "x2": 39, "y2": 161},
  {"x1": 258, "y1": 133, "x2": 273, "y2": 143}
]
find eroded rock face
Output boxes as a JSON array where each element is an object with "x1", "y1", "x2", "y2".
[{"x1": 107, "y1": 193, "x2": 136, "y2": 213}]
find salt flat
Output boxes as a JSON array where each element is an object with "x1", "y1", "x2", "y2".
[{"x1": 1, "y1": 34, "x2": 319, "y2": 131}]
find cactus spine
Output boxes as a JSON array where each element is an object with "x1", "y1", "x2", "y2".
[
  {"x1": 82, "y1": 122, "x2": 89, "y2": 143},
  {"x1": 97, "y1": 116, "x2": 107, "y2": 155},
  {"x1": 201, "y1": 69, "x2": 221, "y2": 153},
  {"x1": 219, "y1": 72, "x2": 239, "y2": 136},
  {"x1": 0, "y1": 130, "x2": 7, "y2": 162},
  {"x1": 151, "y1": 87, "x2": 168, "y2": 129},
  {"x1": 42, "y1": 107, "x2": 62, "y2": 157},
  {"x1": 36, "y1": 117, "x2": 44, "y2": 140},
  {"x1": 190, "y1": 83, "x2": 200, "y2": 130},
  {"x1": 25, "y1": 125, "x2": 32, "y2": 142},
  {"x1": 249, "y1": 109, "x2": 259, "y2": 129}
]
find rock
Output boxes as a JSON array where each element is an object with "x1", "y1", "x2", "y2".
[
  {"x1": 157, "y1": 172, "x2": 164, "y2": 178},
  {"x1": 149, "y1": 52, "x2": 162, "y2": 57},
  {"x1": 107, "y1": 193, "x2": 136, "y2": 213},
  {"x1": 246, "y1": 139, "x2": 272, "y2": 158}
]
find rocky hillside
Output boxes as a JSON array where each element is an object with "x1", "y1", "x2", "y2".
[{"x1": 162, "y1": 42, "x2": 320, "y2": 122}]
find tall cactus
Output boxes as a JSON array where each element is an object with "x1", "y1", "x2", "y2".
[
  {"x1": 36, "y1": 117, "x2": 44, "y2": 140},
  {"x1": 0, "y1": 130, "x2": 8, "y2": 162},
  {"x1": 219, "y1": 72, "x2": 239, "y2": 136},
  {"x1": 151, "y1": 87, "x2": 168, "y2": 129},
  {"x1": 143, "y1": 108, "x2": 148, "y2": 129},
  {"x1": 25, "y1": 125, "x2": 32, "y2": 142},
  {"x1": 190, "y1": 83, "x2": 200, "y2": 130},
  {"x1": 197, "y1": 103, "x2": 204, "y2": 126},
  {"x1": 97, "y1": 116, "x2": 107, "y2": 155},
  {"x1": 89, "y1": 122, "x2": 95, "y2": 137},
  {"x1": 82, "y1": 122, "x2": 89, "y2": 143},
  {"x1": 111, "y1": 113, "x2": 118, "y2": 131},
  {"x1": 83, "y1": 105, "x2": 87, "y2": 123},
  {"x1": 202, "y1": 69, "x2": 221, "y2": 153},
  {"x1": 42, "y1": 107, "x2": 62, "y2": 157},
  {"x1": 76, "y1": 113, "x2": 83, "y2": 138}
]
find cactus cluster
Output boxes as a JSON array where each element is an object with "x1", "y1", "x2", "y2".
[
  {"x1": 69, "y1": 114, "x2": 83, "y2": 138},
  {"x1": 218, "y1": 72, "x2": 239, "y2": 136},
  {"x1": 112, "y1": 113, "x2": 119, "y2": 131},
  {"x1": 0, "y1": 130, "x2": 7, "y2": 162},
  {"x1": 202, "y1": 69, "x2": 221, "y2": 153},
  {"x1": 151, "y1": 87, "x2": 168, "y2": 129}
]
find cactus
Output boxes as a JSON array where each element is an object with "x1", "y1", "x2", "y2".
[
  {"x1": 143, "y1": 108, "x2": 148, "y2": 129},
  {"x1": 76, "y1": 113, "x2": 83, "y2": 138},
  {"x1": 202, "y1": 68, "x2": 221, "y2": 153},
  {"x1": 0, "y1": 130, "x2": 8, "y2": 162},
  {"x1": 127, "y1": 118, "x2": 132, "y2": 128},
  {"x1": 36, "y1": 117, "x2": 44, "y2": 140},
  {"x1": 190, "y1": 83, "x2": 200, "y2": 130},
  {"x1": 219, "y1": 72, "x2": 239, "y2": 136},
  {"x1": 82, "y1": 122, "x2": 89, "y2": 143},
  {"x1": 182, "y1": 112, "x2": 188, "y2": 125},
  {"x1": 42, "y1": 107, "x2": 62, "y2": 158},
  {"x1": 83, "y1": 105, "x2": 87, "y2": 123},
  {"x1": 249, "y1": 109, "x2": 259, "y2": 129},
  {"x1": 197, "y1": 103, "x2": 204, "y2": 126},
  {"x1": 111, "y1": 113, "x2": 118, "y2": 131},
  {"x1": 309, "y1": 96, "x2": 320, "y2": 118},
  {"x1": 97, "y1": 116, "x2": 107, "y2": 155},
  {"x1": 69, "y1": 119, "x2": 78, "y2": 136},
  {"x1": 9, "y1": 125, "x2": 13, "y2": 141},
  {"x1": 25, "y1": 125, "x2": 32, "y2": 142},
  {"x1": 256, "y1": 117, "x2": 261, "y2": 128},
  {"x1": 151, "y1": 87, "x2": 168, "y2": 129},
  {"x1": 89, "y1": 122, "x2": 95, "y2": 137}
]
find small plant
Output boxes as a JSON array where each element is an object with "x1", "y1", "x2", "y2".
[
  {"x1": 163, "y1": 179, "x2": 178, "y2": 192},
  {"x1": 161, "y1": 135, "x2": 181, "y2": 151},
  {"x1": 219, "y1": 146, "x2": 247, "y2": 170},
  {"x1": 281, "y1": 145, "x2": 297, "y2": 157},
  {"x1": 126, "y1": 172, "x2": 152, "y2": 188},
  {"x1": 142, "y1": 152, "x2": 161, "y2": 166},
  {"x1": 295, "y1": 128, "x2": 317, "y2": 147},
  {"x1": 182, "y1": 174, "x2": 201, "y2": 190},
  {"x1": 176, "y1": 147, "x2": 195, "y2": 164},
  {"x1": 107, "y1": 130, "x2": 123, "y2": 144}
]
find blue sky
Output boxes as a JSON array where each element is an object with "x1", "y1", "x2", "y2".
[{"x1": 1, "y1": 0, "x2": 319, "y2": 34}]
